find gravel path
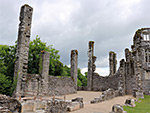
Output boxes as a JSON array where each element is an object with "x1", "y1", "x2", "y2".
[{"x1": 63, "y1": 91, "x2": 133, "y2": 113}]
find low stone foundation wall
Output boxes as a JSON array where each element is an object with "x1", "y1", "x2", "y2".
[
  {"x1": 91, "y1": 88, "x2": 124, "y2": 104},
  {"x1": 25, "y1": 74, "x2": 76, "y2": 96},
  {"x1": 21, "y1": 97, "x2": 84, "y2": 113},
  {"x1": 0, "y1": 94, "x2": 21, "y2": 113}
]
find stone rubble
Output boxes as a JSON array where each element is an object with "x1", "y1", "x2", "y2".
[
  {"x1": 109, "y1": 104, "x2": 127, "y2": 113},
  {"x1": 0, "y1": 94, "x2": 21, "y2": 113},
  {"x1": 91, "y1": 88, "x2": 124, "y2": 104}
]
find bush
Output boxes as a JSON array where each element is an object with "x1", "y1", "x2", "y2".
[{"x1": 0, "y1": 73, "x2": 12, "y2": 96}]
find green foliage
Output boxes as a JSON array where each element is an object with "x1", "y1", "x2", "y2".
[
  {"x1": 49, "y1": 59, "x2": 63, "y2": 76},
  {"x1": 0, "y1": 35, "x2": 88, "y2": 96},
  {"x1": 123, "y1": 95, "x2": 150, "y2": 113},
  {"x1": 0, "y1": 73, "x2": 12, "y2": 96},
  {"x1": 0, "y1": 45, "x2": 16, "y2": 80},
  {"x1": 77, "y1": 79, "x2": 82, "y2": 86},
  {"x1": 78, "y1": 69, "x2": 87, "y2": 86},
  {"x1": 62, "y1": 65, "x2": 71, "y2": 76},
  {"x1": 28, "y1": 35, "x2": 60, "y2": 75}
]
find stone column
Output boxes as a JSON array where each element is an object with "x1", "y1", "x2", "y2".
[
  {"x1": 109, "y1": 51, "x2": 117, "y2": 76},
  {"x1": 71, "y1": 50, "x2": 78, "y2": 90},
  {"x1": 118, "y1": 59, "x2": 126, "y2": 95},
  {"x1": 14, "y1": 4, "x2": 33, "y2": 97},
  {"x1": 39, "y1": 51, "x2": 50, "y2": 95},
  {"x1": 87, "y1": 41, "x2": 94, "y2": 91}
]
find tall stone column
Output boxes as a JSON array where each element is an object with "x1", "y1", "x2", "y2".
[
  {"x1": 39, "y1": 51, "x2": 50, "y2": 95},
  {"x1": 118, "y1": 59, "x2": 126, "y2": 95},
  {"x1": 14, "y1": 4, "x2": 33, "y2": 97},
  {"x1": 87, "y1": 41, "x2": 94, "y2": 91},
  {"x1": 109, "y1": 51, "x2": 117, "y2": 76},
  {"x1": 71, "y1": 50, "x2": 78, "y2": 90}
]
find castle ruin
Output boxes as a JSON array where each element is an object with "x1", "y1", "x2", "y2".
[
  {"x1": 14, "y1": 4, "x2": 77, "y2": 97},
  {"x1": 13, "y1": 4, "x2": 150, "y2": 99},
  {"x1": 87, "y1": 28, "x2": 150, "y2": 98}
]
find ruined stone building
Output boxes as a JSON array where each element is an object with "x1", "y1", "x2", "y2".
[
  {"x1": 14, "y1": 4, "x2": 78, "y2": 97},
  {"x1": 14, "y1": 4, "x2": 150, "y2": 98},
  {"x1": 87, "y1": 28, "x2": 150, "y2": 97}
]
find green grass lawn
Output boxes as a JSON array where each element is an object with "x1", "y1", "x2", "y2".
[{"x1": 123, "y1": 95, "x2": 150, "y2": 113}]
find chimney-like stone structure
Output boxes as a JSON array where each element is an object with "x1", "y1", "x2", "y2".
[
  {"x1": 71, "y1": 50, "x2": 78, "y2": 90},
  {"x1": 109, "y1": 51, "x2": 117, "y2": 76},
  {"x1": 14, "y1": 4, "x2": 33, "y2": 96},
  {"x1": 87, "y1": 41, "x2": 94, "y2": 91},
  {"x1": 39, "y1": 51, "x2": 50, "y2": 95}
]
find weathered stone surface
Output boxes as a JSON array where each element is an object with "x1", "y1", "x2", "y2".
[
  {"x1": 39, "y1": 51, "x2": 50, "y2": 95},
  {"x1": 110, "y1": 104, "x2": 124, "y2": 113},
  {"x1": 21, "y1": 98, "x2": 68, "y2": 113},
  {"x1": 71, "y1": 50, "x2": 78, "y2": 90},
  {"x1": 14, "y1": 4, "x2": 77, "y2": 97},
  {"x1": 0, "y1": 94, "x2": 21, "y2": 113},
  {"x1": 91, "y1": 88, "x2": 123, "y2": 104},
  {"x1": 48, "y1": 76, "x2": 77, "y2": 96},
  {"x1": 109, "y1": 51, "x2": 117, "y2": 76},
  {"x1": 14, "y1": 4, "x2": 33, "y2": 97},
  {"x1": 24, "y1": 74, "x2": 77, "y2": 96},
  {"x1": 87, "y1": 41, "x2": 94, "y2": 91},
  {"x1": 87, "y1": 28, "x2": 150, "y2": 98},
  {"x1": 46, "y1": 99, "x2": 68, "y2": 113},
  {"x1": 67, "y1": 97, "x2": 84, "y2": 112},
  {"x1": 125, "y1": 99, "x2": 136, "y2": 107}
]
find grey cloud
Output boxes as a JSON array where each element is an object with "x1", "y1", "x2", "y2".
[{"x1": 0, "y1": 0, "x2": 150, "y2": 70}]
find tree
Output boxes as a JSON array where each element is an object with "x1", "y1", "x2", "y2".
[
  {"x1": 77, "y1": 69, "x2": 87, "y2": 86},
  {"x1": 0, "y1": 45, "x2": 16, "y2": 80},
  {"x1": 0, "y1": 73, "x2": 12, "y2": 96},
  {"x1": 28, "y1": 36, "x2": 61, "y2": 75},
  {"x1": 62, "y1": 65, "x2": 71, "y2": 76}
]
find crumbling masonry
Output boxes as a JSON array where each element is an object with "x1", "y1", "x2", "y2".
[
  {"x1": 109, "y1": 51, "x2": 117, "y2": 76},
  {"x1": 14, "y1": 4, "x2": 78, "y2": 97},
  {"x1": 14, "y1": 4, "x2": 150, "y2": 98},
  {"x1": 87, "y1": 28, "x2": 150, "y2": 97}
]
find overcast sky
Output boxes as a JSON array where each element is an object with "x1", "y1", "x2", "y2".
[{"x1": 0, "y1": 0, "x2": 150, "y2": 76}]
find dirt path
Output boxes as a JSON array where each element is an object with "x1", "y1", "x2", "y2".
[{"x1": 61, "y1": 91, "x2": 133, "y2": 113}]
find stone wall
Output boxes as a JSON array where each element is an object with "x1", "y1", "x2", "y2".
[
  {"x1": 48, "y1": 76, "x2": 77, "y2": 96},
  {"x1": 21, "y1": 97, "x2": 83, "y2": 113},
  {"x1": 0, "y1": 94, "x2": 21, "y2": 113},
  {"x1": 92, "y1": 73, "x2": 121, "y2": 91},
  {"x1": 87, "y1": 28, "x2": 150, "y2": 97},
  {"x1": 23, "y1": 75, "x2": 76, "y2": 97},
  {"x1": 92, "y1": 59, "x2": 125, "y2": 92},
  {"x1": 14, "y1": 4, "x2": 77, "y2": 97}
]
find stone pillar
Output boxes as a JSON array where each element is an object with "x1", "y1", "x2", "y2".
[
  {"x1": 14, "y1": 4, "x2": 33, "y2": 97},
  {"x1": 71, "y1": 50, "x2": 78, "y2": 90},
  {"x1": 39, "y1": 51, "x2": 50, "y2": 95},
  {"x1": 87, "y1": 41, "x2": 94, "y2": 91},
  {"x1": 109, "y1": 51, "x2": 117, "y2": 76},
  {"x1": 118, "y1": 59, "x2": 126, "y2": 95}
]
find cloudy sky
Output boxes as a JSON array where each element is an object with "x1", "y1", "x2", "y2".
[{"x1": 0, "y1": 0, "x2": 150, "y2": 76}]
